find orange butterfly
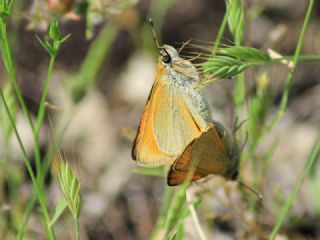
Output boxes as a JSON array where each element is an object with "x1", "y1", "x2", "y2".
[{"x1": 132, "y1": 20, "x2": 212, "y2": 167}]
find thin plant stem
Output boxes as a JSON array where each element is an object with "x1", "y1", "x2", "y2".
[
  {"x1": 269, "y1": 136, "x2": 320, "y2": 239},
  {"x1": 273, "y1": 55, "x2": 320, "y2": 62},
  {"x1": 16, "y1": 19, "x2": 115, "y2": 240},
  {"x1": 0, "y1": 15, "x2": 43, "y2": 179},
  {"x1": 41, "y1": 107, "x2": 75, "y2": 183},
  {"x1": 1, "y1": 16, "x2": 57, "y2": 238},
  {"x1": 164, "y1": 185, "x2": 188, "y2": 238},
  {"x1": 75, "y1": 217, "x2": 80, "y2": 240},
  {"x1": 186, "y1": 189, "x2": 207, "y2": 240},
  {"x1": 163, "y1": 160, "x2": 201, "y2": 238},
  {"x1": 0, "y1": 85, "x2": 21, "y2": 232},
  {"x1": 32, "y1": 137, "x2": 42, "y2": 177},
  {"x1": 33, "y1": 55, "x2": 56, "y2": 176},
  {"x1": 212, "y1": 2, "x2": 232, "y2": 55},
  {"x1": 16, "y1": 108, "x2": 75, "y2": 240},
  {"x1": 243, "y1": 55, "x2": 320, "y2": 68},
  {"x1": 225, "y1": 0, "x2": 246, "y2": 111},
  {"x1": 35, "y1": 56, "x2": 56, "y2": 133},
  {"x1": 17, "y1": 48, "x2": 56, "y2": 239},
  {"x1": 150, "y1": 186, "x2": 174, "y2": 240},
  {"x1": 0, "y1": 90, "x2": 56, "y2": 240},
  {"x1": 16, "y1": 55, "x2": 58, "y2": 239},
  {"x1": 16, "y1": 195, "x2": 36, "y2": 240},
  {"x1": 259, "y1": 0, "x2": 315, "y2": 141},
  {"x1": 0, "y1": 19, "x2": 35, "y2": 131},
  {"x1": 268, "y1": 2, "x2": 316, "y2": 237},
  {"x1": 279, "y1": 1, "x2": 314, "y2": 110}
]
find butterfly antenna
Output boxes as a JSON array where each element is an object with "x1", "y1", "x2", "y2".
[
  {"x1": 238, "y1": 181, "x2": 263, "y2": 200},
  {"x1": 178, "y1": 39, "x2": 191, "y2": 53},
  {"x1": 232, "y1": 117, "x2": 248, "y2": 134},
  {"x1": 148, "y1": 18, "x2": 161, "y2": 49},
  {"x1": 232, "y1": 116, "x2": 239, "y2": 134},
  {"x1": 148, "y1": 18, "x2": 170, "y2": 58},
  {"x1": 240, "y1": 131, "x2": 248, "y2": 152}
]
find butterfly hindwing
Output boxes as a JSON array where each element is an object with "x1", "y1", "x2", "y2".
[{"x1": 167, "y1": 126, "x2": 229, "y2": 185}]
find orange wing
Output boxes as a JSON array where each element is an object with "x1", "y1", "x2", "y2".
[
  {"x1": 131, "y1": 80, "x2": 172, "y2": 166},
  {"x1": 132, "y1": 66, "x2": 209, "y2": 167},
  {"x1": 167, "y1": 126, "x2": 229, "y2": 186}
]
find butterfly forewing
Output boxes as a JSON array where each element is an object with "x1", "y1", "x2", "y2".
[
  {"x1": 133, "y1": 71, "x2": 213, "y2": 167},
  {"x1": 132, "y1": 44, "x2": 213, "y2": 168},
  {"x1": 153, "y1": 82, "x2": 203, "y2": 155},
  {"x1": 132, "y1": 78, "x2": 173, "y2": 166}
]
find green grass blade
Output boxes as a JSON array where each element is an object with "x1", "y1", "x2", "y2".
[
  {"x1": 133, "y1": 167, "x2": 164, "y2": 177},
  {"x1": 269, "y1": 135, "x2": 320, "y2": 239},
  {"x1": 150, "y1": 186, "x2": 174, "y2": 240},
  {"x1": 50, "y1": 197, "x2": 68, "y2": 226},
  {"x1": 69, "y1": 22, "x2": 118, "y2": 102},
  {"x1": 164, "y1": 185, "x2": 188, "y2": 239},
  {"x1": 259, "y1": 0, "x2": 315, "y2": 142}
]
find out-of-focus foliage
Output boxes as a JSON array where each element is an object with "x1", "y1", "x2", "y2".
[{"x1": 0, "y1": 0, "x2": 319, "y2": 239}]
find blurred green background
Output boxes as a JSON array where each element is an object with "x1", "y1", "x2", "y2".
[{"x1": 0, "y1": 0, "x2": 319, "y2": 239}]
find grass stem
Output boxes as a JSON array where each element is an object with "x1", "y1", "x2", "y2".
[
  {"x1": 75, "y1": 217, "x2": 80, "y2": 240},
  {"x1": 211, "y1": 2, "x2": 232, "y2": 55},
  {"x1": 260, "y1": 0, "x2": 315, "y2": 141},
  {"x1": 0, "y1": 90, "x2": 55, "y2": 240},
  {"x1": 269, "y1": 136, "x2": 320, "y2": 239}
]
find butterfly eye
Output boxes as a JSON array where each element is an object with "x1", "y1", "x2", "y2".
[
  {"x1": 231, "y1": 170, "x2": 238, "y2": 180},
  {"x1": 159, "y1": 48, "x2": 171, "y2": 64},
  {"x1": 161, "y1": 54, "x2": 171, "y2": 64}
]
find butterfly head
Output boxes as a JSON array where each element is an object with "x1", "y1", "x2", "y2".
[
  {"x1": 213, "y1": 121, "x2": 241, "y2": 181},
  {"x1": 224, "y1": 137, "x2": 240, "y2": 181},
  {"x1": 149, "y1": 18, "x2": 198, "y2": 78},
  {"x1": 158, "y1": 45, "x2": 179, "y2": 65}
]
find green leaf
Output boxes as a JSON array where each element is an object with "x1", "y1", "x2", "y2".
[
  {"x1": 0, "y1": 0, "x2": 13, "y2": 21},
  {"x1": 36, "y1": 19, "x2": 70, "y2": 56},
  {"x1": 68, "y1": 22, "x2": 117, "y2": 103},
  {"x1": 50, "y1": 197, "x2": 68, "y2": 226},
  {"x1": 59, "y1": 33, "x2": 71, "y2": 44},
  {"x1": 202, "y1": 56, "x2": 248, "y2": 79},
  {"x1": 202, "y1": 46, "x2": 270, "y2": 79},
  {"x1": 36, "y1": 35, "x2": 55, "y2": 56},
  {"x1": 58, "y1": 158, "x2": 81, "y2": 219},
  {"x1": 226, "y1": 0, "x2": 245, "y2": 44},
  {"x1": 219, "y1": 46, "x2": 270, "y2": 62},
  {"x1": 48, "y1": 19, "x2": 62, "y2": 41},
  {"x1": 133, "y1": 167, "x2": 164, "y2": 177}
]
